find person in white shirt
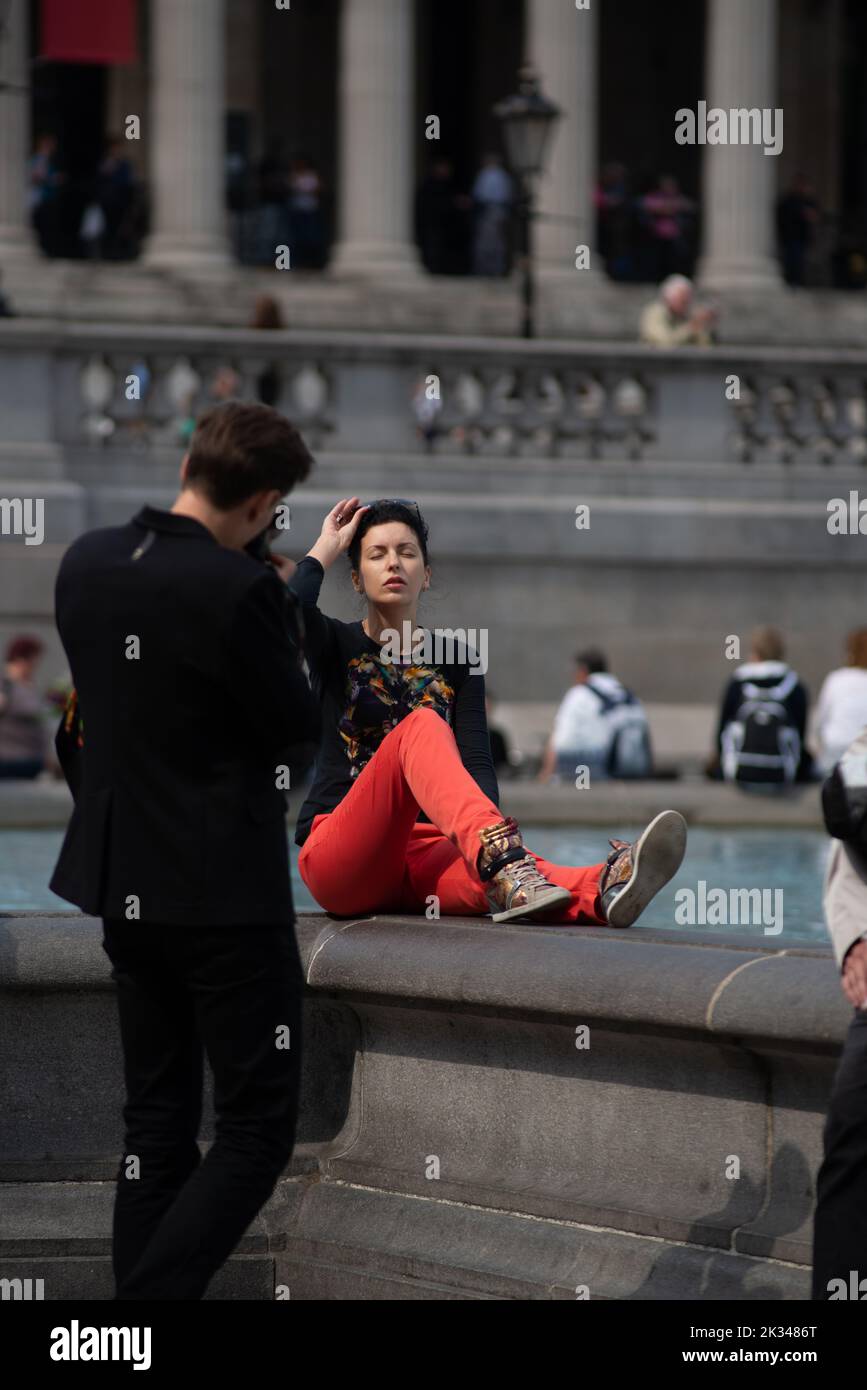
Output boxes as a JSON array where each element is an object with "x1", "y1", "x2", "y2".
[
  {"x1": 538, "y1": 649, "x2": 652, "y2": 783},
  {"x1": 813, "y1": 628, "x2": 867, "y2": 774}
]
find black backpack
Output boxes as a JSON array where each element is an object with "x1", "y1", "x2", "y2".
[
  {"x1": 721, "y1": 671, "x2": 801, "y2": 786},
  {"x1": 822, "y1": 736, "x2": 867, "y2": 846}
]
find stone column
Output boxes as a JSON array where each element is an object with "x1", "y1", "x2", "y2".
[
  {"x1": 527, "y1": 0, "x2": 599, "y2": 280},
  {"x1": 0, "y1": 0, "x2": 35, "y2": 261},
  {"x1": 698, "y1": 0, "x2": 781, "y2": 289},
  {"x1": 145, "y1": 0, "x2": 229, "y2": 269},
  {"x1": 331, "y1": 0, "x2": 419, "y2": 276}
]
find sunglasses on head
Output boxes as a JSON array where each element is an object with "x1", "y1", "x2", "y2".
[{"x1": 360, "y1": 498, "x2": 425, "y2": 528}]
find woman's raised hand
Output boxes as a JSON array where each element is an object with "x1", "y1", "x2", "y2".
[{"x1": 307, "y1": 498, "x2": 370, "y2": 570}]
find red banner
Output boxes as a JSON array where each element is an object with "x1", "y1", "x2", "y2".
[{"x1": 40, "y1": 0, "x2": 137, "y2": 65}]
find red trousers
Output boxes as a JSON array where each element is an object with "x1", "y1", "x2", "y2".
[{"x1": 298, "y1": 707, "x2": 606, "y2": 923}]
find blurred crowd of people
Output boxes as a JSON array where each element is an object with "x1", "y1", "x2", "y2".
[
  {"x1": 18, "y1": 128, "x2": 867, "y2": 290},
  {"x1": 415, "y1": 158, "x2": 704, "y2": 282},
  {"x1": 595, "y1": 165, "x2": 698, "y2": 283},
  {"x1": 415, "y1": 153, "x2": 516, "y2": 277},
  {"x1": 29, "y1": 133, "x2": 142, "y2": 261},
  {"x1": 234, "y1": 151, "x2": 328, "y2": 268},
  {"x1": 598, "y1": 161, "x2": 863, "y2": 291},
  {"x1": 25, "y1": 132, "x2": 330, "y2": 268},
  {"x1": 527, "y1": 625, "x2": 867, "y2": 794},
  {"x1": 417, "y1": 155, "x2": 867, "y2": 290}
]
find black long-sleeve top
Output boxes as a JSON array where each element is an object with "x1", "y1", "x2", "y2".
[{"x1": 291, "y1": 555, "x2": 499, "y2": 845}]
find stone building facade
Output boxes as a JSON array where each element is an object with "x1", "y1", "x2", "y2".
[{"x1": 0, "y1": 0, "x2": 864, "y2": 334}]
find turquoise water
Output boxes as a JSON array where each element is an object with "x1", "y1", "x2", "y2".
[
  {"x1": 526, "y1": 825, "x2": 828, "y2": 940},
  {"x1": 0, "y1": 825, "x2": 830, "y2": 943}
]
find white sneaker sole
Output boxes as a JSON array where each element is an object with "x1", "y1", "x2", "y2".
[
  {"x1": 605, "y1": 810, "x2": 687, "y2": 928},
  {"x1": 490, "y1": 883, "x2": 572, "y2": 924}
]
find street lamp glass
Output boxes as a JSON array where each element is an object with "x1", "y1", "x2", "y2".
[
  {"x1": 503, "y1": 113, "x2": 553, "y2": 180},
  {"x1": 493, "y1": 69, "x2": 562, "y2": 181}
]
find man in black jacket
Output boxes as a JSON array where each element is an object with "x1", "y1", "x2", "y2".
[{"x1": 50, "y1": 401, "x2": 320, "y2": 1300}]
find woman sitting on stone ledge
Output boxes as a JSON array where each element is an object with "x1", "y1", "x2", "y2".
[{"x1": 290, "y1": 498, "x2": 687, "y2": 925}]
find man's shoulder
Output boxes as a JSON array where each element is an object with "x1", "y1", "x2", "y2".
[
  {"x1": 824, "y1": 666, "x2": 861, "y2": 693},
  {"x1": 57, "y1": 519, "x2": 277, "y2": 618},
  {"x1": 558, "y1": 683, "x2": 593, "y2": 712},
  {"x1": 61, "y1": 519, "x2": 259, "y2": 578},
  {"x1": 640, "y1": 300, "x2": 664, "y2": 325},
  {"x1": 58, "y1": 521, "x2": 139, "y2": 570}
]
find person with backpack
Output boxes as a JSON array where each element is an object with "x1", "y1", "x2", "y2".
[
  {"x1": 712, "y1": 625, "x2": 814, "y2": 791},
  {"x1": 538, "y1": 649, "x2": 653, "y2": 783}
]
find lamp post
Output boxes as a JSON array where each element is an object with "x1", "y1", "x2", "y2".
[{"x1": 493, "y1": 66, "x2": 561, "y2": 339}]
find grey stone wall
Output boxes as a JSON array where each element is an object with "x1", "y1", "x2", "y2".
[
  {"x1": 0, "y1": 911, "x2": 847, "y2": 1299},
  {"x1": 1, "y1": 323, "x2": 865, "y2": 704}
]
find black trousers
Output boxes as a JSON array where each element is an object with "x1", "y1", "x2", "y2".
[
  {"x1": 101, "y1": 917, "x2": 304, "y2": 1300},
  {"x1": 812, "y1": 1008, "x2": 867, "y2": 1298}
]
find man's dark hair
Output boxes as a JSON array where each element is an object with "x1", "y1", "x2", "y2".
[
  {"x1": 347, "y1": 501, "x2": 430, "y2": 570},
  {"x1": 575, "y1": 648, "x2": 607, "y2": 674},
  {"x1": 185, "y1": 401, "x2": 314, "y2": 510}
]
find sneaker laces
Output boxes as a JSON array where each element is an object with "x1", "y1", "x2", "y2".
[{"x1": 506, "y1": 854, "x2": 553, "y2": 889}]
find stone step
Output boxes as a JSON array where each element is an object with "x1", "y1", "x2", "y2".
[
  {"x1": 0, "y1": 444, "x2": 66, "y2": 482},
  {"x1": 8, "y1": 260, "x2": 867, "y2": 347},
  {"x1": 0, "y1": 483, "x2": 85, "y2": 540},
  {"x1": 274, "y1": 1180, "x2": 811, "y2": 1301},
  {"x1": 0, "y1": 1175, "x2": 811, "y2": 1301},
  {"x1": 0, "y1": 1182, "x2": 276, "y2": 1300}
]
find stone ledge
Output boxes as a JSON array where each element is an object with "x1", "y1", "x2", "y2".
[
  {"x1": 0, "y1": 910, "x2": 842, "y2": 1296},
  {"x1": 0, "y1": 777, "x2": 826, "y2": 830},
  {"x1": 0, "y1": 912, "x2": 848, "y2": 1047}
]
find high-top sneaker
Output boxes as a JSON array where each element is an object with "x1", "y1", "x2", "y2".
[
  {"x1": 477, "y1": 816, "x2": 572, "y2": 923},
  {"x1": 598, "y1": 809, "x2": 687, "y2": 928}
]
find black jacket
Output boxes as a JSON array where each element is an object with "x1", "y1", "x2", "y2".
[
  {"x1": 290, "y1": 556, "x2": 499, "y2": 845},
  {"x1": 50, "y1": 506, "x2": 320, "y2": 925}
]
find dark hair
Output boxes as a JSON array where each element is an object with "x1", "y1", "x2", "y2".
[
  {"x1": 750, "y1": 624, "x2": 784, "y2": 662},
  {"x1": 575, "y1": 648, "x2": 607, "y2": 674},
  {"x1": 347, "y1": 501, "x2": 430, "y2": 570},
  {"x1": 185, "y1": 401, "x2": 313, "y2": 510},
  {"x1": 6, "y1": 633, "x2": 43, "y2": 663},
  {"x1": 249, "y1": 294, "x2": 283, "y2": 330}
]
